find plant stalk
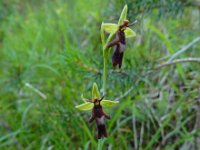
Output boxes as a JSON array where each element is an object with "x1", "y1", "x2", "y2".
[
  {"x1": 98, "y1": 139, "x2": 102, "y2": 150},
  {"x1": 103, "y1": 50, "x2": 108, "y2": 95},
  {"x1": 102, "y1": 34, "x2": 115, "y2": 95}
]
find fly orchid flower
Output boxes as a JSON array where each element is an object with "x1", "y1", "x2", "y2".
[
  {"x1": 102, "y1": 5, "x2": 137, "y2": 68},
  {"x1": 75, "y1": 83, "x2": 118, "y2": 139}
]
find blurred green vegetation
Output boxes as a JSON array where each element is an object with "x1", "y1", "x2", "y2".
[{"x1": 0, "y1": 0, "x2": 200, "y2": 149}]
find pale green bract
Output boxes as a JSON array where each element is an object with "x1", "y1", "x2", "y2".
[{"x1": 76, "y1": 100, "x2": 119, "y2": 111}]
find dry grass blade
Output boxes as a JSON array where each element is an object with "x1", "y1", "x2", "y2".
[{"x1": 155, "y1": 58, "x2": 200, "y2": 69}]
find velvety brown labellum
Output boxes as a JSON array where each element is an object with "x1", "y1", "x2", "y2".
[
  {"x1": 89, "y1": 99, "x2": 110, "y2": 139},
  {"x1": 107, "y1": 21, "x2": 128, "y2": 68}
]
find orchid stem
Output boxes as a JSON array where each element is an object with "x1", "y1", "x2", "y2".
[
  {"x1": 98, "y1": 139, "x2": 102, "y2": 150},
  {"x1": 103, "y1": 50, "x2": 108, "y2": 95},
  {"x1": 102, "y1": 33, "x2": 115, "y2": 95}
]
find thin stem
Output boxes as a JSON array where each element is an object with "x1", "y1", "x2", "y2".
[
  {"x1": 98, "y1": 139, "x2": 102, "y2": 150},
  {"x1": 155, "y1": 57, "x2": 200, "y2": 69},
  {"x1": 102, "y1": 34, "x2": 115, "y2": 95},
  {"x1": 103, "y1": 51, "x2": 108, "y2": 95}
]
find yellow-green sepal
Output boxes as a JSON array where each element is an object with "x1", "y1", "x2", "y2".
[
  {"x1": 101, "y1": 100, "x2": 119, "y2": 107},
  {"x1": 102, "y1": 23, "x2": 118, "y2": 34},
  {"x1": 125, "y1": 28, "x2": 136, "y2": 38},
  {"x1": 75, "y1": 102, "x2": 93, "y2": 111},
  {"x1": 92, "y1": 82, "x2": 100, "y2": 99},
  {"x1": 118, "y1": 5, "x2": 128, "y2": 25},
  {"x1": 81, "y1": 94, "x2": 88, "y2": 102}
]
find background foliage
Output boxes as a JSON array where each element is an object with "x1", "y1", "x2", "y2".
[{"x1": 0, "y1": 0, "x2": 200, "y2": 149}]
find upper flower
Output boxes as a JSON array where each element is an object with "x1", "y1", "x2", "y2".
[{"x1": 101, "y1": 5, "x2": 136, "y2": 68}]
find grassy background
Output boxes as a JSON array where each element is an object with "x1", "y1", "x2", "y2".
[{"x1": 0, "y1": 0, "x2": 200, "y2": 149}]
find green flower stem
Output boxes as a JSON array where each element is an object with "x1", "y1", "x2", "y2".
[
  {"x1": 103, "y1": 51, "x2": 108, "y2": 95},
  {"x1": 99, "y1": 5, "x2": 128, "y2": 147},
  {"x1": 98, "y1": 139, "x2": 102, "y2": 150},
  {"x1": 102, "y1": 33, "x2": 115, "y2": 95}
]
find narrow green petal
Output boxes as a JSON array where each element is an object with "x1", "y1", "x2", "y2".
[
  {"x1": 101, "y1": 22, "x2": 106, "y2": 46},
  {"x1": 118, "y1": 5, "x2": 128, "y2": 25},
  {"x1": 92, "y1": 82, "x2": 100, "y2": 99},
  {"x1": 101, "y1": 100, "x2": 119, "y2": 107},
  {"x1": 75, "y1": 102, "x2": 93, "y2": 111},
  {"x1": 102, "y1": 23, "x2": 118, "y2": 34},
  {"x1": 81, "y1": 94, "x2": 87, "y2": 102},
  {"x1": 125, "y1": 28, "x2": 136, "y2": 38}
]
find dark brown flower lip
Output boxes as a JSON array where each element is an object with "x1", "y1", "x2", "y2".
[
  {"x1": 112, "y1": 47, "x2": 124, "y2": 68},
  {"x1": 97, "y1": 124, "x2": 108, "y2": 139},
  {"x1": 88, "y1": 95, "x2": 110, "y2": 139}
]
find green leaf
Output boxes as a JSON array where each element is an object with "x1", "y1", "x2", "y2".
[
  {"x1": 102, "y1": 23, "x2": 118, "y2": 34},
  {"x1": 75, "y1": 102, "x2": 93, "y2": 111},
  {"x1": 125, "y1": 27, "x2": 136, "y2": 38},
  {"x1": 92, "y1": 82, "x2": 100, "y2": 99},
  {"x1": 101, "y1": 100, "x2": 119, "y2": 107},
  {"x1": 118, "y1": 5, "x2": 128, "y2": 25}
]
